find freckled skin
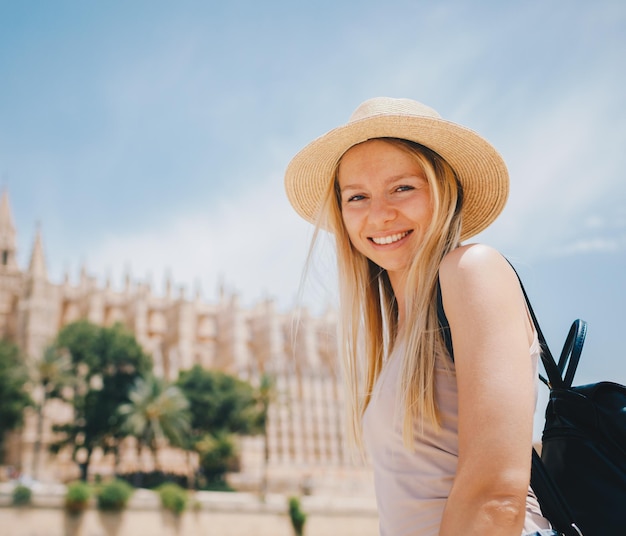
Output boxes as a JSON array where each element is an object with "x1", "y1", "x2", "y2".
[{"x1": 337, "y1": 139, "x2": 433, "y2": 291}]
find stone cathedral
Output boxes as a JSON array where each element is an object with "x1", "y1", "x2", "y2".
[{"x1": 0, "y1": 191, "x2": 372, "y2": 495}]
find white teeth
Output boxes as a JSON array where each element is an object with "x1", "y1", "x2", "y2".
[{"x1": 371, "y1": 231, "x2": 409, "y2": 245}]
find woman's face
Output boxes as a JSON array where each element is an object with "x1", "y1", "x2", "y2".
[{"x1": 337, "y1": 139, "x2": 433, "y2": 280}]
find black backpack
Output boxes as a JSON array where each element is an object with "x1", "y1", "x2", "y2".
[
  {"x1": 436, "y1": 271, "x2": 626, "y2": 536},
  {"x1": 520, "y1": 285, "x2": 626, "y2": 536}
]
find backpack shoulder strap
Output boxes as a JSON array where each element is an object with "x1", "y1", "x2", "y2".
[
  {"x1": 531, "y1": 450, "x2": 582, "y2": 535},
  {"x1": 436, "y1": 263, "x2": 560, "y2": 382},
  {"x1": 508, "y1": 263, "x2": 564, "y2": 389}
]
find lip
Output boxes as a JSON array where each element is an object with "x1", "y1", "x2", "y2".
[{"x1": 367, "y1": 230, "x2": 413, "y2": 247}]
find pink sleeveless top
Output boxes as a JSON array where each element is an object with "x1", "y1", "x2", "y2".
[{"x1": 362, "y1": 334, "x2": 551, "y2": 536}]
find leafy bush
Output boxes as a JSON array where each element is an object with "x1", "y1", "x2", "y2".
[
  {"x1": 197, "y1": 478, "x2": 234, "y2": 492},
  {"x1": 116, "y1": 470, "x2": 188, "y2": 489},
  {"x1": 12, "y1": 484, "x2": 32, "y2": 506},
  {"x1": 288, "y1": 496, "x2": 307, "y2": 536},
  {"x1": 157, "y1": 483, "x2": 188, "y2": 515},
  {"x1": 195, "y1": 432, "x2": 239, "y2": 485},
  {"x1": 96, "y1": 479, "x2": 134, "y2": 511},
  {"x1": 65, "y1": 481, "x2": 91, "y2": 513}
]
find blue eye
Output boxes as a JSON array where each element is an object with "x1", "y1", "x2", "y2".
[
  {"x1": 346, "y1": 194, "x2": 366, "y2": 202},
  {"x1": 396, "y1": 185, "x2": 414, "y2": 192}
]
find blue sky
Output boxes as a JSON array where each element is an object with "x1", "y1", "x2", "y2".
[{"x1": 2, "y1": 0, "x2": 625, "y2": 413}]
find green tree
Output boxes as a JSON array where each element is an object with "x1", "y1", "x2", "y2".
[
  {"x1": 177, "y1": 365, "x2": 261, "y2": 438},
  {"x1": 0, "y1": 340, "x2": 32, "y2": 462},
  {"x1": 118, "y1": 375, "x2": 190, "y2": 472},
  {"x1": 176, "y1": 365, "x2": 263, "y2": 485},
  {"x1": 29, "y1": 345, "x2": 74, "y2": 479},
  {"x1": 50, "y1": 321, "x2": 152, "y2": 481}
]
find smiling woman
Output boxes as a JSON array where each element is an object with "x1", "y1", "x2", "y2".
[{"x1": 284, "y1": 97, "x2": 556, "y2": 536}]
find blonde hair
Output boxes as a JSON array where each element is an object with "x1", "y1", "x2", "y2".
[{"x1": 317, "y1": 137, "x2": 463, "y2": 452}]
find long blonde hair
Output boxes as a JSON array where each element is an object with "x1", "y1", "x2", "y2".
[{"x1": 317, "y1": 137, "x2": 463, "y2": 452}]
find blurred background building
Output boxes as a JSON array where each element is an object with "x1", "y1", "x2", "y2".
[{"x1": 0, "y1": 190, "x2": 372, "y2": 495}]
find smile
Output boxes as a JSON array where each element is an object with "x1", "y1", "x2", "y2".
[{"x1": 370, "y1": 231, "x2": 411, "y2": 245}]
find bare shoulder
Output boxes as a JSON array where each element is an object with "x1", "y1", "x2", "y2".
[
  {"x1": 439, "y1": 244, "x2": 518, "y2": 307},
  {"x1": 440, "y1": 243, "x2": 511, "y2": 284}
]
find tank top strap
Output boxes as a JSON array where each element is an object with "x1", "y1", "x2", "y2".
[{"x1": 436, "y1": 276, "x2": 454, "y2": 361}]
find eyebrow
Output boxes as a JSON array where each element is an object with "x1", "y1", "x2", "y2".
[{"x1": 339, "y1": 172, "x2": 426, "y2": 193}]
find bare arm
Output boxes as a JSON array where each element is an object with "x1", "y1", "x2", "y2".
[{"x1": 438, "y1": 244, "x2": 536, "y2": 536}]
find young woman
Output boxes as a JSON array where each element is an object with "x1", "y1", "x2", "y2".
[{"x1": 285, "y1": 97, "x2": 556, "y2": 536}]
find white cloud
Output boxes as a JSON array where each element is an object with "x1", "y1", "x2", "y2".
[
  {"x1": 84, "y1": 168, "x2": 322, "y2": 311},
  {"x1": 553, "y1": 237, "x2": 623, "y2": 256},
  {"x1": 479, "y1": 82, "x2": 626, "y2": 258}
]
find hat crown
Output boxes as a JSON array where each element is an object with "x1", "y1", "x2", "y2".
[
  {"x1": 348, "y1": 97, "x2": 442, "y2": 123},
  {"x1": 285, "y1": 96, "x2": 508, "y2": 241}
]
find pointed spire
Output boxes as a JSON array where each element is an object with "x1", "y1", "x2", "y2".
[
  {"x1": 218, "y1": 274, "x2": 225, "y2": 301},
  {"x1": 80, "y1": 262, "x2": 89, "y2": 286},
  {"x1": 0, "y1": 189, "x2": 17, "y2": 269},
  {"x1": 0, "y1": 189, "x2": 15, "y2": 232},
  {"x1": 164, "y1": 270, "x2": 173, "y2": 298},
  {"x1": 124, "y1": 265, "x2": 132, "y2": 292},
  {"x1": 28, "y1": 225, "x2": 48, "y2": 280},
  {"x1": 193, "y1": 278, "x2": 202, "y2": 301}
]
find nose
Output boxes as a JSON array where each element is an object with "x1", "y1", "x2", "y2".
[{"x1": 368, "y1": 196, "x2": 396, "y2": 225}]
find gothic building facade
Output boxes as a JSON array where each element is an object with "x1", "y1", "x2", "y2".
[{"x1": 0, "y1": 191, "x2": 371, "y2": 494}]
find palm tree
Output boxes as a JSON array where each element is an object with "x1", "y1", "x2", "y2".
[
  {"x1": 30, "y1": 346, "x2": 74, "y2": 480},
  {"x1": 118, "y1": 375, "x2": 191, "y2": 473}
]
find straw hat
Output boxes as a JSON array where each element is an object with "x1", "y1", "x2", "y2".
[{"x1": 284, "y1": 97, "x2": 509, "y2": 241}]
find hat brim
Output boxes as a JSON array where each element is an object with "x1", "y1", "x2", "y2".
[{"x1": 285, "y1": 113, "x2": 509, "y2": 242}]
